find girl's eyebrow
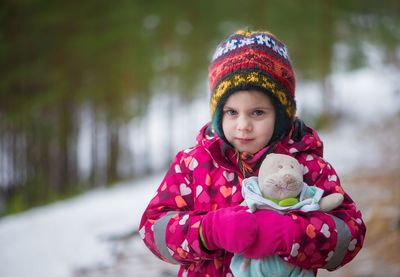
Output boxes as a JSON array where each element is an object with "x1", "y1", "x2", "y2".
[
  {"x1": 223, "y1": 105, "x2": 236, "y2": 110},
  {"x1": 253, "y1": 106, "x2": 273, "y2": 110}
]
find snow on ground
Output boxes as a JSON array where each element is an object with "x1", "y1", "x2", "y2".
[
  {"x1": 0, "y1": 174, "x2": 164, "y2": 277},
  {"x1": 0, "y1": 60, "x2": 399, "y2": 277}
]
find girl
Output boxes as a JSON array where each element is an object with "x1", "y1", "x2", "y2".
[{"x1": 139, "y1": 30, "x2": 366, "y2": 276}]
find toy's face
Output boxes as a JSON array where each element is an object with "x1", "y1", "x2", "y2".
[{"x1": 258, "y1": 154, "x2": 304, "y2": 200}]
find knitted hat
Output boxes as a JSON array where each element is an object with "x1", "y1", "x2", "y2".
[{"x1": 209, "y1": 30, "x2": 296, "y2": 141}]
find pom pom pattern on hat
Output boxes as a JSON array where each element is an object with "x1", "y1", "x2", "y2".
[{"x1": 209, "y1": 30, "x2": 297, "y2": 129}]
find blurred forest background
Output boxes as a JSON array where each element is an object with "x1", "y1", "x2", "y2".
[{"x1": 0, "y1": 0, "x2": 399, "y2": 214}]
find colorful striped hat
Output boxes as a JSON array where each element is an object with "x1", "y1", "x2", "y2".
[{"x1": 209, "y1": 30, "x2": 296, "y2": 139}]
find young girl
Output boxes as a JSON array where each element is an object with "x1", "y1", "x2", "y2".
[{"x1": 139, "y1": 30, "x2": 366, "y2": 276}]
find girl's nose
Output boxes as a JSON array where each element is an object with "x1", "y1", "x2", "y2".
[{"x1": 237, "y1": 116, "x2": 252, "y2": 131}]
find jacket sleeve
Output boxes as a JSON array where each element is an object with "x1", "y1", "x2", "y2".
[
  {"x1": 139, "y1": 150, "x2": 222, "y2": 265},
  {"x1": 280, "y1": 153, "x2": 366, "y2": 270}
]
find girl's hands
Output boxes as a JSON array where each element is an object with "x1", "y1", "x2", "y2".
[
  {"x1": 242, "y1": 209, "x2": 296, "y2": 259},
  {"x1": 200, "y1": 206, "x2": 258, "y2": 253},
  {"x1": 201, "y1": 207, "x2": 299, "y2": 258}
]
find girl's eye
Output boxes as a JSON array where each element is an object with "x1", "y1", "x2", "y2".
[
  {"x1": 278, "y1": 165, "x2": 283, "y2": 169},
  {"x1": 224, "y1": 109, "x2": 237, "y2": 116},
  {"x1": 252, "y1": 110, "x2": 265, "y2": 116}
]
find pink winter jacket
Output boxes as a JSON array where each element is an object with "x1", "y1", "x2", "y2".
[{"x1": 139, "y1": 121, "x2": 366, "y2": 276}]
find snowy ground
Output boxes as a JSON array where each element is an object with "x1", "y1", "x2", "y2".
[
  {"x1": 0, "y1": 174, "x2": 166, "y2": 277},
  {"x1": 0, "y1": 62, "x2": 399, "y2": 277}
]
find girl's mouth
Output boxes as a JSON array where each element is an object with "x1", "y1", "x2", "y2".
[{"x1": 236, "y1": 138, "x2": 254, "y2": 144}]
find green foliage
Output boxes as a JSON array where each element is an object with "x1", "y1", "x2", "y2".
[
  {"x1": 3, "y1": 180, "x2": 87, "y2": 216},
  {"x1": 4, "y1": 193, "x2": 25, "y2": 215}
]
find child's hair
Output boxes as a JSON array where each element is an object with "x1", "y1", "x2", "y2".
[{"x1": 208, "y1": 30, "x2": 296, "y2": 144}]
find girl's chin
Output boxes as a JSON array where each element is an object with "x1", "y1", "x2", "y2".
[
  {"x1": 236, "y1": 146, "x2": 262, "y2": 154},
  {"x1": 236, "y1": 147, "x2": 256, "y2": 154}
]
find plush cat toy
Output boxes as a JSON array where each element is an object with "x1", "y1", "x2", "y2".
[{"x1": 231, "y1": 153, "x2": 344, "y2": 277}]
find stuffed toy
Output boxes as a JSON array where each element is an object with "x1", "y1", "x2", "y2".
[{"x1": 230, "y1": 153, "x2": 344, "y2": 277}]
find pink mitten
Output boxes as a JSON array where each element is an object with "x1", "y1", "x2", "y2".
[
  {"x1": 243, "y1": 210, "x2": 299, "y2": 259},
  {"x1": 200, "y1": 206, "x2": 258, "y2": 253}
]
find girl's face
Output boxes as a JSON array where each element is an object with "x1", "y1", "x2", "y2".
[{"x1": 222, "y1": 90, "x2": 276, "y2": 154}]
